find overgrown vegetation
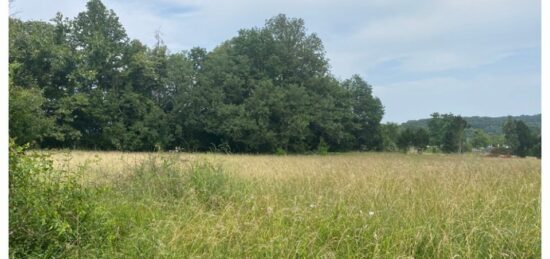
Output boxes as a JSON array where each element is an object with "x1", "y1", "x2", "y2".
[
  {"x1": 9, "y1": 140, "x2": 114, "y2": 257},
  {"x1": 10, "y1": 150, "x2": 538, "y2": 257},
  {"x1": 9, "y1": 140, "x2": 253, "y2": 257},
  {"x1": 9, "y1": 135, "x2": 541, "y2": 257}
]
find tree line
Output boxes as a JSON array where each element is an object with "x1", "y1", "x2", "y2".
[
  {"x1": 382, "y1": 113, "x2": 541, "y2": 158},
  {"x1": 8, "y1": 0, "x2": 541, "y2": 157},
  {"x1": 401, "y1": 114, "x2": 540, "y2": 136},
  {"x1": 9, "y1": 0, "x2": 384, "y2": 153}
]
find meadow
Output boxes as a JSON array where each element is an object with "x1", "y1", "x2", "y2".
[{"x1": 13, "y1": 150, "x2": 541, "y2": 258}]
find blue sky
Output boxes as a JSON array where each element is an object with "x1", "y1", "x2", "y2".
[{"x1": 11, "y1": 0, "x2": 541, "y2": 123}]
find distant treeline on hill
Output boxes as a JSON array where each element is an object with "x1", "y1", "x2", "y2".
[{"x1": 401, "y1": 114, "x2": 541, "y2": 135}]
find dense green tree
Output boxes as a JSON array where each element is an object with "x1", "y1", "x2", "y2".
[
  {"x1": 503, "y1": 118, "x2": 534, "y2": 157},
  {"x1": 342, "y1": 75, "x2": 384, "y2": 151},
  {"x1": 397, "y1": 128, "x2": 415, "y2": 152},
  {"x1": 428, "y1": 113, "x2": 468, "y2": 153},
  {"x1": 414, "y1": 128, "x2": 430, "y2": 153},
  {"x1": 380, "y1": 123, "x2": 400, "y2": 151},
  {"x1": 70, "y1": 0, "x2": 128, "y2": 92},
  {"x1": 470, "y1": 129, "x2": 490, "y2": 148},
  {"x1": 9, "y1": 85, "x2": 53, "y2": 147},
  {"x1": 442, "y1": 116, "x2": 468, "y2": 153},
  {"x1": 427, "y1": 112, "x2": 446, "y2": 146},
  {"x1": 397, "y1": 128, "x2": 429, "y2": 153},
  {"x1": 170, "y1": 14, "x2": 384, "y2": 153},
  {"x1": 530, "y1": 135, "x2": 541, "y2": 159}
]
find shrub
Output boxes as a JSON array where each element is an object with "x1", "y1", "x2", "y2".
[
  {"x1": 317, "y1": 138, "x2": 329, "y2": 155},
  {"x1": 275, "y1": 147, "x2": 287, "y2": 156},
  {"x1": 9, "y1": 140, "x2": 114, "y2": 257}
]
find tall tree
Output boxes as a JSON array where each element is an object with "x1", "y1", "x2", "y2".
[
  {"x1": 503, "y1": 118, "x2": 534, "y2": 157},
  {"x1": 70, "y1": 0, "x2": 128, "y2": 92},
  {"x1": 342, "y1": 75, "x2": 384, "y2": 151},
  {"x1": 428, "y1": 113, "x2": 468, "y2": 153},
  {"x1": 414, "y1": 128, "x2": 430, "y2": 153},
  {"x1": 470, "y1": 129, "x2": 490, "y2": 148},
  {"x1": 380, "y1": 123, "x2": 400, "y2": 151}
]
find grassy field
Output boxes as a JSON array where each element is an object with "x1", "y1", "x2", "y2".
[{"x1": 42, "y1": 151, "x2": 540, "y2": 258}]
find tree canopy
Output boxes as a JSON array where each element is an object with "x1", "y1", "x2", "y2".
[
  {"x1": 9, "y1": 1, "x2": 385, "y2": 153},
  {"x1": 10, "y1": 0, "x2": 537, "y2": 158},
  {"x1": 503, "y1": 118, "x2": 540, "y2": 158}
]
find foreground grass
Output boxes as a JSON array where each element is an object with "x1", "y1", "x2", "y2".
[{"x1": 43, "y1": 152, "x2": 540, "y2": 258}]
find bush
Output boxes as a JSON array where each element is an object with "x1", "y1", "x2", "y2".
[
  {"x1": 9, "y1": 140, "x2": 114, "y2": 257},
  {"x1": 275, "y1": 147, "x2": 287, "y2": 156},
  {"x1": 317, "y1": 138, "x2": 329, "y2": 155}
]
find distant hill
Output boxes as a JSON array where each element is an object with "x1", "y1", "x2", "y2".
[{"x1": 401, "y1": 114, "x2": 541, "y2": 135}]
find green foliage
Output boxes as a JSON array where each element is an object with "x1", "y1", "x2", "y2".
[
  {"x1": 9, "y1": 2, "x2": 385, "y2": 153},
  {"x1": 413, "y1": 128, "x2": 430, "y2": 153},
  {"x1": 8, "y1": 0, "x2": 540, "y2": 156},
  {"x1": 380, "y1": 123, "x2": 400, "y2": 151},
  {"x1": 317, "y1": 137, "x2": 329, "y2": 155},
  {"x1": 275, "y1": 147, "x2": 287, "y2": 156},
  {"x1": 397, "y1": 128, "x2": 415, "y2": 152},
  {"x1": 397, "y1": 128, "x2": 429, "y2": 153},
  {"x1": 9, "y1": 140, "x2": 115, "y2": 257},
  {"x1": 529, "y1": 135, "x2": 541, "y2": 159},
  {"x1": 503, "y1": 118, "x2": 537, "y2": 158},
  {"x1": 428, "y1": 113, "x2": 468, "y2": 153},
  {"x1": 470, "y1": 129, "x2": 490, "y2": 148},
  {"x1": 342, "y1": 75, "x2": 384, "y2": 151},
  {"x1": 9, "y1": 85, "x2": 53, "y2": 146},
  {"x1": 402, "y1": 114, "x2": 541, "y2": 135}
]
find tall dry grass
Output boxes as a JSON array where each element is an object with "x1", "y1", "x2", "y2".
[{"x1": 46, "y1": 151, "x2": 540, "y2": 258}]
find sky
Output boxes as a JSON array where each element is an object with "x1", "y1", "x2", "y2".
[{"x1": 10, "y1": 0, "x2": 541, "y2": 123}]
